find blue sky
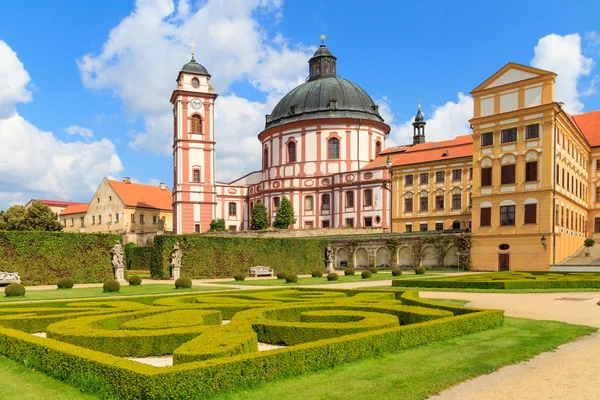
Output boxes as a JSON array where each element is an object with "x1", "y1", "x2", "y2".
[{"x1": 0, "y1": 0, "x2": 599, "y2": 210}]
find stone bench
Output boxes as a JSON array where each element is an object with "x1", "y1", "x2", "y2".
[
  {"x1": 249, "y1": 266, "x2": 274, "y2": 277},
  {"x1": 0, "y1": 271, "x2": 21, "y2": 285}
]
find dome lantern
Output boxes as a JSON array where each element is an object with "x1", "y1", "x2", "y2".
[{"x1": 308, "y1": 34, "x2": 337, "y2": 81}]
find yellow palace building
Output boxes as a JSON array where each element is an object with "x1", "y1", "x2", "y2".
[{"x1": 388, "y1": 62, "x2": 600, "y2": 271}]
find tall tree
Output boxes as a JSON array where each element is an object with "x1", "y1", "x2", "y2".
[
  {"x1": 0, "y1": 205, "x2": 28, "y2": 231},
  {"x1": 250, "y1": 202, "x2": 269, "y2": 230},
  {"x1": 273, "y1": 196, "x2": 296, "y2": 229},
  {"x1": 23, "y1": 202, "x2": 63, "y2": 231}
]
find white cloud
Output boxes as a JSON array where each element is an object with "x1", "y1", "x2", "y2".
[
  {"x1": 0, "y1": 40, "x2": 123, "y2": 210},
  {"x1": 65, "y1": 125, "x2": 94, "y2": 138},
  {"x1": 531, "y1": 33, "x2": 595, "y2": 113},
  {"x1": 0, "y1": 41, "x2": 32, "y2": 118},
  {"x1": 77, "y1": 0, "x2": 313, "y2": 181}
]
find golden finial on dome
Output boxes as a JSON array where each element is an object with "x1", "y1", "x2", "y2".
[
  {"x1": 320, "y1": 34, "x2": 326, "y2": 44},
  {"x1": 418, "y1": 97, "x2": 421, "y2": 110}
]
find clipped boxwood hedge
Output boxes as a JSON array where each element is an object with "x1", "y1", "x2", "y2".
[
  {"x1": 344, "y1": 268, "x2": 355, "y2": 276},
  {"x1": 175, "y1": 277, "x2": 192, "y2": 289},
  {"x1": 124, "y1": 245, "x2": 153, "y2": 270},
  {"x1": 4, "y1": 283, "x2": 25, "y2": 297},
  {"x1": 311, "y1": 270, "x2": 323, "y2": 278},
  {"x1": 128, "y1": 275, "x2": 142, "y2": 286},
  {"x1": 0, "y1": 231, "x2": 120, "y2": 285},
  {"x1": 57, "y1": 277, "x2": 74, "y2": 289},
  {"x1": 103, "y1": 280, "x2": 120, "y2": 292}
]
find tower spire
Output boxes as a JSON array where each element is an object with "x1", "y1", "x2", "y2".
[{"x1": 412, "y1": 101, "x2": 426, "y2": 145}]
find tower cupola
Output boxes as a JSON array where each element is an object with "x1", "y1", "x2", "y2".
[
  {"x1": 412, "y1": 103, "x2": 426, "y2": 145},
  {"x1": 308, "y1": 35, "x2": 337, "y2": 81}
]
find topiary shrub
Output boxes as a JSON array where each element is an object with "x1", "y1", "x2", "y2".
[
  {"x1": 311, "y1": 270, "x2": 323, "y2": 278},
  {"x1": 327, "y1": 273, "x2": 339, "y2": 281},
  {"x1": 344, "y1": 268, "x2": 355, "y2": 276},
  {"x1": 128, "y1": 275, "x2": 142, "y2": 286},
  {"x1": 175, "y1": 277, "x2": 192, "y2": 289},
  {"x1": 234, "y1": 273, "x2": 246, "y2": 281},
  {"x1": 415, "y1": 267, "x2": 426, "y2": 275},
  {"x1": 392, "y1": 269, "x2": 402, "y2": 276},
  {"x1": 369, "y1": 267, "x2": 378, "y2": 274},
  {"x1": 361, "y1": 270, "x2": 372, "y2": 279},
  {"x1": 103, "y1": 280, "x2": 120, "y2": 292},
  {"x1": 4, "y1": 283, "x2": 25, "y2": 297},
  {"x1": 285, "y1": 274, "x2": 298, "y2": 283},
  {"x1": 276, "y1": 271, "x2": 287, "y2": 280},
  {"x1": 56, "y1": 277, "x2": 74, "y2": 289}
]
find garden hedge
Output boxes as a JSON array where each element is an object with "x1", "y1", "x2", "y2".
[
  {"x1": 125, "y1": 245, "x2": 153, "y2": 270},
  {"x1": 0, "y1": 231, "x2": 121, "y2": 285},
  {"x1": 0, "y1": 288, "x2": 504, "y2": 399},
  {"x1": 150, "y1": 235, "x2": 330, "y2": 279}
]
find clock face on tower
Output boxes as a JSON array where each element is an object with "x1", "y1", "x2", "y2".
[{"x1": 190, "y1": 98, "x2": 202, "y2": 110}]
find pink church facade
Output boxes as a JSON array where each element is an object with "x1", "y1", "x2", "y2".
[{"x1": 172, "y1": 43, "x2": 396, "y2": 233}]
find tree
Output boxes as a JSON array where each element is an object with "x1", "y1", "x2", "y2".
[
  {"x1": 23, "y1": 202, "x2": 63, "y2": 231},
  {"x1": 0, "y1": 205, "x2": 28, "y2": 231},
  {"x1": 209, "y1": 218, "x2": 226, "y2": 232},
  {"x1": 584, "y1": 238, "x2": 595, "y2": 256},
  {"x1": 273, "y1": 196, "x2": 296, "y2": 229},
  {"x1": 250, "y1": 202, "x2": 269, "y2": 230}
]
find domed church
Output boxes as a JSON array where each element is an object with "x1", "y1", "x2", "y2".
[{"x1": 171, "y1": 40, "x2": 418, "y2": 233}]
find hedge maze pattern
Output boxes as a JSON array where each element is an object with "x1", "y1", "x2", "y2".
[
  {"x1": 0, "y1": 289, "x2": 503, "y2": 399},
  {"x1": 394, "y1": 271, "x2": 600, "y2": 289}
]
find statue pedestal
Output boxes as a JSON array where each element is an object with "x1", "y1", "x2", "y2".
[
  {"x1": 171, "y1": 266, "x2": 180, "y2": 280},
  {"x1": 114, "y1": 266, "x2": 125, "y2": 283},
  {"x1": 326, "y1": 261, "x2": 335, "y2": 274}
]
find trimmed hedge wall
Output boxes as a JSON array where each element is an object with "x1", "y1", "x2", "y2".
[
  {"x1": 0, "y1": 231, "x2": 121, "y2": 285},
  {"x1": 150, "y1": 235, "x2": 331, "y2": 279},
  {"x1": 125, "y1": 246, "x2": 153, "y2": 270}
]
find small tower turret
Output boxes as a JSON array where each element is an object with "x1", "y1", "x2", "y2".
[
  {"x1": 412, "y1": 102, "x2": 426, "y2": 145},
  {"x1": 308, "y1": 35, "x2": 337, "y2": 81}
]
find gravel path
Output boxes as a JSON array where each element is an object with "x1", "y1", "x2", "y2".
[{"x1": 421, "y1": 291, "x2": 600, "y2": 400}]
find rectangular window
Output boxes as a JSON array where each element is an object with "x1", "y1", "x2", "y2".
[
  {"x1": 346, "y1": 218, "x2": 354, "y2": 227},
  {"x1": 80, "y1": 217, "x2": 85, "y2": 228},
  {"x1": 469, "y1": 168, "x2": 473, "y2": 180},
  {"x1": 229, "y1": 225, "x2": 236, "y2": 231},
  {"x1": 139, "y1": 215, "x2": 144, "y2": 225},
  {"x1": 229, "y1": 202, "x2": 237, "y2": 216},
  {"x1": 273, "y1": 197, "x2": 280, "y2": 211},
  {"x1": 595, "y1": 218, "x2": 600, "y2": 233},
  {"x1": 420, "y1": 223, "x2": 428, "y2": 232},
  {"x1": 525, "y1": 161, "x2": 538, "y2": 182},
  {"x1": 525, "y1": 124, "x2": 539, "y2": 139},
  {"x1": 405, "y1": 175, "x2": 413, "y2": 185},
  {"x1": 419, "y1": 173, "x2": 429, "y2": 185},
  {"x1": 524, "y1": 204, "x2": 537, "y2": 224},
  {"x1": 480, "y1": 208, "x2": 491, "y2": 227},
  {"x1": 98, "y1": 215, "x2": 102, "y2": 224},
  {"x1": 481, "y1": 167, "x2": 492, "y2": 187},
  {"x1": 501, "y1": 164, "x2": 516, "y2": 184},
  {"x1": 70, "y1": 218, "x2": 74, "y2": 227},
  {"x1": 596, "y1": 160, "x2": 600, "y2": 170},
  {"x1": 500, "y1": 205, "x2": 516, "y2": 226},
  {"x1": 556, "y1": 165, "x2": 560, "y2": 184},
  {"x1": 452, "y1": 193, "x2": 461, "y2": 209},
  {"x1": 153, "y1": 215, "x2": 157, "y2": 224},
  {"x1": 420, "y1": 196, "x2": 428, "y2": 211},
  {"x1": 501, "y1": 128, "x2": 517, "y2": 143},
  {"x1": 305, "y1": 196, "x2": 314, "y2": 211},
  {"x1": 115, "y1": 213, "x2": 119, "y2": 223},
  {"x1": 435, "y1": 222, "x2": 443, "y2": 231},
  {"x1": 193, "y1": 169, "x2": 200, "y2": 183},
  {"x1": 194, "y1": 224, "x2": 200, "y2": 233},
  {"x1": 305, "y1": 221, "x2": 314, "y2": 229},
  {"x1": 405, "y1": 224, "x2": 412, "y2": 233},
  {"x1": 364, "y1": 190, "x2": 373, "y2": 207},
  {"x1": 130, "y1": 214, "x2": 135, "y2": 223},
  {"x1": 481, "y1": 132, "x2": 493, "y2": 147},
  {"x1": 321, "y1": 194, "x2": 330, "y2": 210},
  {"x1": 435, "y1": 195, "x2": 444, "y2": 210},
  {"x1": 405, "y1": 198, "x2": 413, "y2": 212},
  {"x1": 435, "y1": 171, "x2": 445, "y2": 183},
  {"x1": 364, "y1": 217, "x2": 373, "y2": 227},
  {"x1": 345, "y1": 192, "x2": 354, "y2": 208},
  {"x1": 108, "y1": 214, "x2": 112, "y2": 224},
  {"x1": 596, "y1": 187, "x2": 600, "y2": 203},
  {"x1": 452, "y1": 169, "x2": 462, "y2": 181},
  {"x1": 322, "y1": 220, "x2": 330, "y2": 228},
  {"x1": 92, "y1": 216, "x2": 95, "y2": 225}
]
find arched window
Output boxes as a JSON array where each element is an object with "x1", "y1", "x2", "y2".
[
  {"x1": 228, "y1": 203, "x2": 236, "y2": 216},
  {"x1": 288, "y1": 142, "x2": 297, "y2": 163},
  {"x1": 263, "y1": 148, "x2": 269, "y2": 170},
  {"x1": 375, "y1": 141, "x2": 381, "y2": 157},
  {"x1": 191, "y1": 115, "x2": 202, "y2": 134},
  {"x1": 328, "y1": 137, "x2": 340, "y2": 159}
]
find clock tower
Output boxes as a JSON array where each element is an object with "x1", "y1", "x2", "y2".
[{"x1": 171, "y1": 43, "x2": 218, "y2": 234}]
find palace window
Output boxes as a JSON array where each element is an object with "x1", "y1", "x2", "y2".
[
  {"x1": 420, "y1": 195, "x2": 429, "y2": 211},
  {"x1": 525, "y1": 161, "x2": 538, "y2": 182},
  {"x1": 420, "y1": 223, "x2": 428, "y2": 232},
  {"x1": 364, "y1": 217, "x2": 373, "y2": 227},
  {"x1": 364, "y1": 189, "x2": 373, "y2": 207},
  {"x1": 469, "y1": 168, "x2": 473, "y2": 180},
  {"x1": 273, "y1": 197, "x2": 280, "y2": 210},
  {"x1": 321, "y1": 194, "x2": 330, "y2": 210},
  {"x1": 596, "y1": 160, "x2": 600, "y2": 170},
  {"x1": 452, "y1": 169, "x2": 462, "y2": 181},
  {"x1": 500, "y1": 205, "x2": 515, "y2": 226},
  {"x1": 524, "y1": 204, "x2": 537, "y2": 224},
  {"x1": 481, "y1": 132, "x2": 493, "y2": 147},
  {"x1": 405, "y1": 175, "x2": 413, "y2": 185},
  {"x1": 405, "y1": 224, "x2": 412, "y2": 233},
  {"x1": 263, "y1": 148, "x2": 269, "y2": 169},
  {"x1": 501, "y1": 164, "x2": 516, "y2": 184},
  {"x1": 346, "y1": 218, "x2": 354, "y2": 227},
  {"x1": 229, "y1": 202, "x2": 237, "y2": 216},
  {"x1": 191, "y1": 115, "x2": 202, "y2": 134},
  {"x1": 195, "y1": 224, "x2": 200, "y2": 233},
  {"x1": 405, "y1": 198, "x2": 413, "y2": 212},
  {"x1": 436, "y1": 171, "x2": 445, "y2": 183},
  {"x1": 419, "y1": 173, "x2": 429, "y2": 185},
  {"x1": 98, "y1": 215, "x2": 102, "y2": 224},
  {"x1": 193, "y1": 169, "x2": 200, "y2": 183},
  {"x1": 305, "y1": 196, "x2": 314, "y2": 211},
  {"x1": 80, "y1": 217, "x2": 85, "y2": 228},
  {"x1": 480, "y1": 207, "x2": 491, "y2": 227},
  {"x1": 328, "y1": 137, "x2": 340, "y2": 159},
  {"x1": 288, "y1": 142, "x2": 297, "y2": 163},
  {"x1": 501, "y1": 128, "x2": 517, "y2": 143},
  {"x1": 596, "y1": 187, "x2": 600, "y2": 202},
  {"x1": 322, "y1": 220, "x2": 330, "y2": 228},
  {"x1": 115, "y1": 213, "x2": 119, "y2": 223},
  {"x1": 595, "y1": 218, "x2": 600, "y2": 233},
  {"x1": 525, "y1": 124, "x2": 539, "y2": 139},
  {"x1": 481, "y1": 167, "x2": 492, "y2": 186},
  {"x1": 435, "y1": 195, "x2": 444, "y2": 210},
  {"x1": 452, "y1": 193, "x2": 461, "y2": 209},
  {"x1": 153, "y1": 215, "x2": 157, "y2": 224},
  {"x1": 139, "y1": 214, "x2": 144, "y2": 225},
  {"x1": 435, "y1": 222, "x2": 443, "y2": 231},
  {"x1": 130, "y1": 214, "x2": 135, "y2": 223},
  {"x1": 345, "y1": 191, "x2": 354, "y2": 208},
  {"x1": 375, "y1": 141, "x2": 381, "y2": 157}
]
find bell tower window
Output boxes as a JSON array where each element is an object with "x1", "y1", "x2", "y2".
[
  {"x1": 191, "y1": 78, "x2": 199, "y2": 88},
  {"x1": 191, "y1": 115, "x2": 202, "y2": 134}
]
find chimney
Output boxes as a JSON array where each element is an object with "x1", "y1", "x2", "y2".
[
  {"x1": 123, "y1": 177, "x2": 131, "y2": 183},
  {"x1": 159, "y1": 182, "x2": 166, "y2": 190}
]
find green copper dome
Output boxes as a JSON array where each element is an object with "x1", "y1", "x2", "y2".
[{"x1": 180, "y1": 58, "x2": 209, "y2": 77}]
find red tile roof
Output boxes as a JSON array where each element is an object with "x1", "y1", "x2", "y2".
[
  {"x1": 60, "y1": 203, "x2": 89, "y2": 215},
  {"x1": 363, "y1": 153, "x2": 406, "y2": 170},
  {"x1": 107, "y1": 180, "x2": 172, "y2": 211},
  {"x1": 379, "y1": 145, "x2": 410, "y2": 155},
  {"x1": 392, "y1": 135, "x2": 473, "y2": 167},
  {"x1": 29, "y1": 199, "x2": 82, "y2": 208},
  {"x1": 573, "y1": 110, "x2": 600, "y2": 147}
]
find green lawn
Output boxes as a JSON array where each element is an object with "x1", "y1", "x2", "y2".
[
  {"x1": 0, "y1": 284, "x2": 232, "y2": 303},
  {"x1": 0, "y1": 316, "x2": 593, "y2": 400},
  {"x1": 215, "y1": 272, "x2": 440, "y2": 286},
  {"x1": 380, "y1": 286, "x2": 600, "y2": 293}
]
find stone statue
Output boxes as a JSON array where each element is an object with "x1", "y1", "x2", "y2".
[
  {"x1": 111, "y1": 241, "x2": 125, "y2": 282},
  {"x1": 170, "y1": 242, "x2": 182, "y2": 280},
  {"x1": 324, "y1": 244, "x2": 335, "y2": 273}
]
